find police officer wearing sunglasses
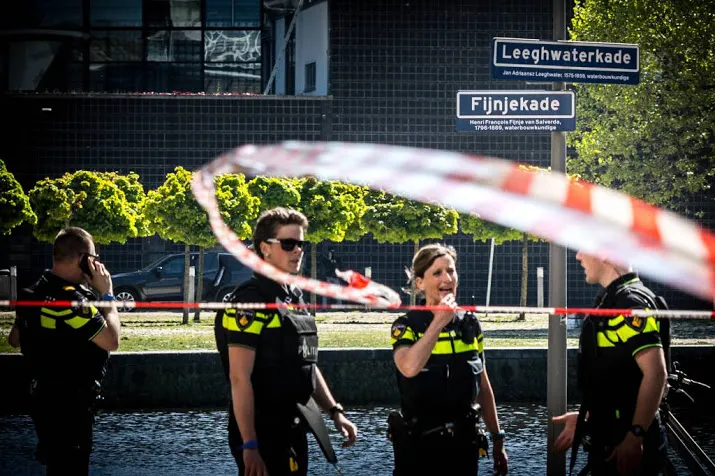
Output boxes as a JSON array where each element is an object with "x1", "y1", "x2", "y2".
[{"x1": 214, "y1": 207, "x2": 357, "y2": 476}]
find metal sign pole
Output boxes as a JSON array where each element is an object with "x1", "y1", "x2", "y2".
[{"x1": 547, "y1": 0, "x2": 568, "y2": 474}]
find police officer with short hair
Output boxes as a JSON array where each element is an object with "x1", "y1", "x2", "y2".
[
  {"x1": 389, "y1": 243, "x2": 508, "y2": 475},
  {"x1": 9, "y1": 227, "x2": 121, "y2": 475},
  {"x1": 214, "y1": 207, "x2": 357, "y2": 476},
  {"x1": 553, "y1": 251, "x2": 669, "y2": 475}
]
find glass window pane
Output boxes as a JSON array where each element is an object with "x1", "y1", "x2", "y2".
[
  {"x1": 90, "y1": 0, "x2": 142, "y2": 27},
  {"x1": 89, "y1": 62, "x2": 145, "y2": 92},
  {"x1": 9, "y1": 0, "x2": 83, "y2": 29},
  {"x1": 206, "y1": 0, "x2": 260, "y2": 28},
  {"x1": 204, "y1": 62, "x2": 260, "y2": 94},
  {"x1": 146, "y1": 63, "x2": 202, "y2": 92},
  {"x1": 204, "y1": 30, "x2": 260, "y2": 63},
  {"x1": 90, "y1": 31, "x2": 143, "y2": 62},
  {"x1": 146, "y1": 0, "x2": 201, "y2": 28},
  {"x1": 147, "y1": 30, "x2": 202, "y2": 62}
]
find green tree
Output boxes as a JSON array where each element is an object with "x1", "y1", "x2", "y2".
[
  {"x1": 568, "y1": 0, "x2": 715, "y2": 211},
  {"x1": 28, "y1": 170, "x2": 137, "y2": 244},
  {"x1": 0, "y1": 160, "x2": 37, "y2": 235},
  {"x1": 363, "y1": 190, "x2": 458, "y2": 304},
  {"x1": 145, "y1": 167, "x2": 259, "y2": 323},
  {"x1": 100, "y1": 171, "x2": 152, "y2": 238},
  {"x1": 295, "y1": 178, "x2": 364, "y2": 311},
  {"x1": 247, "y1": 176, "x2": 302, "y2": 220}
]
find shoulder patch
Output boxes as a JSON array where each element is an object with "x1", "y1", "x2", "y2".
[
  {"x1": 237, "y1": 311, "x2": 255, "y2": 331},
  {"x1": 391, "y1": 321, "x2": 407, "y2": 339},
  {"x1": 625, "y1": 315, "x2": 646, "y2": 332}
]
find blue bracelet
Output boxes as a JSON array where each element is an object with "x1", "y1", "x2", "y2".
[{"x1": 238, "y1": 440, "x2": 258, "y2": 450}]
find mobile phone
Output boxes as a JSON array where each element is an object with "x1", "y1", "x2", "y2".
[{"x1": 80, "y1": 254, "x2": 93, "y2": 278}]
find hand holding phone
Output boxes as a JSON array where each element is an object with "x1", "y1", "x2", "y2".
[{"x1": 80, "y1": 254, "x2": 93, "y2": 278}]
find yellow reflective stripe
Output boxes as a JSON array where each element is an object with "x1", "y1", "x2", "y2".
[
  {"x1": 265, "y1": 314, "x2": 281, "y2": 328},
  {"x1": 453, "y1": 338, "x2": 477, "y2": 353},
  {"x1": 241, "y1": 319, "x2": 264, "y2": 334},
  {"x1": 222, "y1": 311, "x2": 265, "y2": 335},
  {"x1": 432, "y1": 340, "x2": 455, "y2": 354},
  {"x1": 643, "y1": 316, "x2": 659, "y2": 333},
  {"x1": 223, "y1": 313, "x2": 239, "y2": 331},
  {"x1": 610, "y1": 315, "x2": 625, "y2": 326},
  {"x1": 41, "y1": 315, "x2": 56, "y2": 329},
  {"x1": 65, "y1": 315, "x2": 91, "y2": 329},
  {"x1": 391, "y1": 326, "x2": 415, "y2": 345},
  {"x1": 615, "y1": 323, "x2": 640, "y2": 343},
  {"x1": 477, "y1": 333, "x2": 484, "y2": 354},
  {"x1": 596, "y1": 332, "x2": 616, "y2": 347},
  {"x1": 40, "y1": 307, "x2": 73, "y2": 317}
]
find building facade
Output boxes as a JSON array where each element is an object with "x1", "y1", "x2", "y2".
[{"x1": 1, "y1": 0, "x2": 710, "y2": 310}]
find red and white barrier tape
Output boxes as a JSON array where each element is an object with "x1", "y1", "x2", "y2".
[
  {"x1": 2, "y1": 300, "x2": 713, "y2": 319},
  {"x1": 191, "y1": 141, "x2": 715, "y2": 303}
]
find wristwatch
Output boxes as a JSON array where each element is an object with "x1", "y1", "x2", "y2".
[
  {"x1": 630, "y1": 424, "x2": 646, "y2": 438},
  {"x1": 491, "y1": 431, "x2": 507, "y2": 442},
  {"x1": 328, "y1": 403, "x2": 345, "y2": 418},
  {"x1": 101, "y1": 293, "x2": 116, "y2": 301}
]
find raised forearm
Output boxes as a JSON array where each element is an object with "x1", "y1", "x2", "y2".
[{"x1": 395, "y1": 325, "x2": 441, "y2": 377}]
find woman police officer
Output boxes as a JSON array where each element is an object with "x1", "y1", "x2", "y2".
[{"x1": 388, "y1": 243, "x2": 508, "y2": 475}]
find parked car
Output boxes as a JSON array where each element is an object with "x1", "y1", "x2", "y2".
[{"x1": 111, "y1": 252, "x2": 253, "y2": 311}]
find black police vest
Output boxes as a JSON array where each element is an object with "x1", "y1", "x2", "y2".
[
  {"x1": 578, "y1": 282, "x2": 670, "y2": 429},
  {"x1": 234, "y1": 279, "x2": 318, "y2": 407},
  {"x1": 20, "y1": 274, "x2": 109, "y2": 389},
  {"x1": 397, "y1": 310, "x2": 483, "y2": 422}
]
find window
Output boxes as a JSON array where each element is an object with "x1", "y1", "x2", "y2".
[
  {"x1": 204, "y1": 30, "x2": 260, "y2": 63},
  {"x1": 161, "y1": 256, "x2": 185, "y2": 274},
  {"x1": 147, "y1": 30, "x2": 202, "y2": 62},
  {"x1": 90, "y1": 31, "x2": 143, "y2": 62},
  {"x1": 146, "y1": 0, "x2": 201, "y2": 27},
  {"x1": 12, "y1": 0, "x2": 83, "y2": 28},
  {"x1": 206, "y1": 0, "x2": 260, "y2": 28},
  {"x1": 90, "y1": 0, "x2": 143, "y2": 26},
  {"x1": 304, "y1": 61, "x2": 316, "y2": 93}
]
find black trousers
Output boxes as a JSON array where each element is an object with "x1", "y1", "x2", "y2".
[
  {"x1": 390, "y1": 413, "x2": 480, "y2": 476},
  {"x1": 228, "y1": 406, "x2": 309, "y2": 476},
  {"x1": 31, "y1": 391, "x2": 96, "y2": 476}
]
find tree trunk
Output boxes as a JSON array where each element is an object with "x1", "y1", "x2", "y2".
[
  {"x1": 182, "y1": 244, "x2": 190, "y2": 325},
  {"x1": 193, "y1": 247, "x2": 205, "y2": 322},
  {"x1": 310, "y1": 243, "x2": 317, "y2": 316},
  {"x1": 410, "y1": 239, "x2": 419, "y2": 306},
  {"x1": 519, "y1": 233, "x2": 528, "y2": 321}
]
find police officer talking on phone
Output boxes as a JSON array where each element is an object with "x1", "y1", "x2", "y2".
[{"x1": 8, "y1": 227, "x2": 121, "y2": 475}]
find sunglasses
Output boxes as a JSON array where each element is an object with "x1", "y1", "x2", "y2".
[
  {"x1": 81, "y1": 252, "x2": 100, "y2": 260},
  {"x1": 265, "y1": 238, "x2": 307, "y2": 251}
]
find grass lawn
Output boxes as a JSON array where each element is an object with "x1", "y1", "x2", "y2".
[{"x1": 0, "y1": 310, "x2": 712, "y2": 353}]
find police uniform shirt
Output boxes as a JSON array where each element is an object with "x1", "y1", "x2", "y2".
[
  {"x1": 217, "y1": 273, "x2": 314, "y2": 409},
  {"x1": 580, "y1": 273, "x2": 662, "y2": 425},
  {"x1": 390, "y1": 310, "x2": 485, "y2": 421},
  {"x1": 19, "y1": 270, "x2": 108, "y2": 385}
]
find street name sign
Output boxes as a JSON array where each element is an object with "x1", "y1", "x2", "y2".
[
  {"x1": 492, "y1": 37, "x2": 640, "y2": 85},
  {"x1": 455, "y1": 90, "x2": 576, "y2": 132}
]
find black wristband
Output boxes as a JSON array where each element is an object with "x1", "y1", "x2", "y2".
[{"x1": 328, "y1": 403, "x2": 345, "y2": 418}]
